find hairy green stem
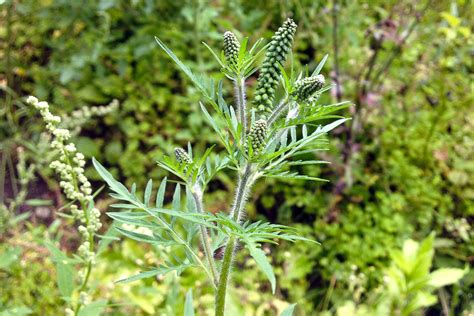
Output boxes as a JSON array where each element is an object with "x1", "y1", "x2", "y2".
[
  {"x1": 192, "y1": 186, "x2": 219, "y2": 285},
  {"x1": 229, "y1": 164, "x2": 253, "y2": 222},
  {"x1": 215, "y1": 163, "x2": 256, "y2": 315},
  {"x1": 234, "y1": 77, "x2": 247, "y2": 140},
  {"x1": 267, "y1": 98, "x2": 289, "y2": 126},
  {"x1": 215, "y1": 236, "x2": 236, "y2": 316}
]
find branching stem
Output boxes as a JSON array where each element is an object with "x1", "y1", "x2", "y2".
[
  {"x1": 267, "y1": 98, "x2": 289, "y2": 126},
  {"x1": 191, "y1": 185, "x2": 219, "y2": 285}
]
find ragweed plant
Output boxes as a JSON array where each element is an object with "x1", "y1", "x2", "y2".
[
  {"x1": 0, "y1": 98, "x2": 118, "y2": 235},
  {"x1": 92, "y1": 18, "x2": 350, "y2": 315},
  {"x1": 26, "y1": 96, "x2": 105, "y2": 316}
]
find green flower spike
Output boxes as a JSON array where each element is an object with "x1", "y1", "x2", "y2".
[
  {"x1": 254, "y1": 18, "x2": 297, "y2": 118},
  {"x1": 223, "y1": 31, "x2": 240, "y2": 68},
  {"x1": 174, "y1": 147, "x2": 192, "y2": 165},
  {"x1": 247, "y1": 119, "x2": 268, "y2": 155},
  {"x1": 293, "y1": 74, "x2": 325, "y2": 102}
]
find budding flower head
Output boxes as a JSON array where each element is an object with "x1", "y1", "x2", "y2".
[
  {"x1": 293, "y1": 74, "x2": 325, "y2": 102},
  {"x1": 223, "y1": 31, "x2": 240, "y2": 68},
  {"x1": 174, "y1": 148, "x2": 192, "y2": 165},
  {"x1": 254, "y1": 18, "x2": 297, "y2": 118},
  {"x1": 247, "y1": 119, "x2": 268, "y2": 155}
]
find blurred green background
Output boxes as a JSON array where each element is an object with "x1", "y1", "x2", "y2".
[{"x1": 1, "y1": 0, "x2": 473, "y2": 315}]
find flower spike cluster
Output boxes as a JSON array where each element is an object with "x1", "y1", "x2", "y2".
[
  {"x1": 292, "y1": 74, "x2": 325, "y2": 103},
  {"x1": 27, "y1": 96, "x2": 102, "y2": 313},
  {"x1": 223, "y1": 31, "x2": 240, "y2": 68},
  {"x1": 27, "y1": 97, "x2": 93, "y2": 203},
  {"x1": 175, "y1": 147, "x2": 193, "y2": 165},
  {"x1": 247, "y1": 119, "x2": 268, "y2": 155},
  {"x1": 62, "y1": 99, "x2": 119, "y2": 134},
  {"x1": 254, "y1": 18, "x2": 297, "y2": 118}
]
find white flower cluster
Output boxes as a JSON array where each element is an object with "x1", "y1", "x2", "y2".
[
  {"x1": 75, "y1": 206, "x2": 102, "y2": 264},
  {"x1": 122, "y1": 223, "x2": 153, "y2": 237},
  {"x1": 65, "y1": 308, "x2": 74, "y2": 316},
  {"x1": 27, "y1": 96, "x2": 102, "y2": 265},
  {"x1": 61, "y1": 99, "x2": 119, "y2": 134}
]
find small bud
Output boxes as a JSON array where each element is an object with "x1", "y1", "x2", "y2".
[
  {"x1": 254, "y1": 18, "x2": 297, "y2": 118},
  {"x1": 247, "y1": 119, "x2": 267, "y2": 155},
  {"x1": 223, "y1": 31, "x2": 240, "y2": 68},
  {"x1": 174, "y1": 148, "x2": 192, "y2": 165},
  {"x1": 292, "y1": 74, "x2": 325, "y2": 102}
]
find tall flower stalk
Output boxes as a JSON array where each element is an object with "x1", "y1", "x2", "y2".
[
  {"x1": 224, "y1": 31, "x2": 248, "y2": 139},
  {"x1": 254, "y1": 18, "x2": 297, "y2": 119},
  {"x1": 27, "y1": 96, "x2": 103, "y2": 315}
]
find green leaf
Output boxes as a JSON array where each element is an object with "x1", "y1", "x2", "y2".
[
  {"x1": 312, "y1": 54, "x2": 328, "y2": 76},
  {"x1": 172, "y1": 184, "x2": 181, "y2": 211},
  {"x1": 184, "y1": 289, "x2": 194, "y2": 316},
  {"x1": 155, "y1": 177, "x2": 167, "y2": 208},
  {"x1": 144, "y1": 179, "x2": 153, "y2": 206},
  {"x1": 24, "y1": 199, "x2": 52, "y2": 206},
  {"x1": 280, "y1": 304, "x2": 297, "y2": 316},
  {"x1": 199, "y1": 102, "x2": 226, "y2": 142},
  {"x1": 0, "y1": 306, "x2": 33, "y2": 316},
  {"x1": 402, "y1": 292, "x2": 437, "y2": 315},
  {"x1": 320, "y1": 118, "x2": 350, "y2": 134},
  {"x1": 245, "y1": 242, "x2": 276, "y2": 294},
  {"x1": 8, "y1": 212, "x2": 31, "y2": 226},
  {"x1": 92, "y1": 158, "x2": 133, "y2": 202},
  {"x1": 115, "y1": 264, "x2": 192, "y2": 284},
  {"x1": 56, "y1": 260, "x2": 75, "y2": 298},
  {"x1": 0, "y1": 247, "x2": 22, "y2": 270},
  {"x1": 107, "y1": 211, "x2": 157, "y2": 228},
  {"x1": 77, "y1": 300, "x2": 108, "y2": 316},
  {"x1": 115, "y1": 270, "x2": 162, "y2": 284},
  {"x1": 202, "y1": 42, "x2": 226, "y2": 69},
  {"x1": 428, "y1": 268, "x2": 467, "y2": 288},
  {"x1": 114, "y1": 226, "x2": 157, "y2": 244},
  {"x1": 97, "y1": 224, "x2": 121, "y2": 255},
  {"x1": 155, "y1": 36, "x2": 212, "y2": 99},
  {"x1": 44, "y1": 241, "x2": 68, "y2": 261}
]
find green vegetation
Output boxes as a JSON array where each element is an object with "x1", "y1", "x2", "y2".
[{"x1": 1, "y1": 0, "x2": 472, "y2": 315}]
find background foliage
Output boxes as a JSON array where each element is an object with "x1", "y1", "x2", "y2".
[{"x1": 1, "y1": 0, "x2": 472, "y2": 315}]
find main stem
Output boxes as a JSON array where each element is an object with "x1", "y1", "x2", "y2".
[
  {"x1": 215, "y1": 236, "x2": 235, "y2": 316},
  {"x1": 234, "y1": 77, "x2": 247, "y2": 140},
  {"x1": 192, "y1": 186, "x2": 219, "y2": 285},
  {"x1": 215, "y1": 163, "x2": 255, "y2": 316}
]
